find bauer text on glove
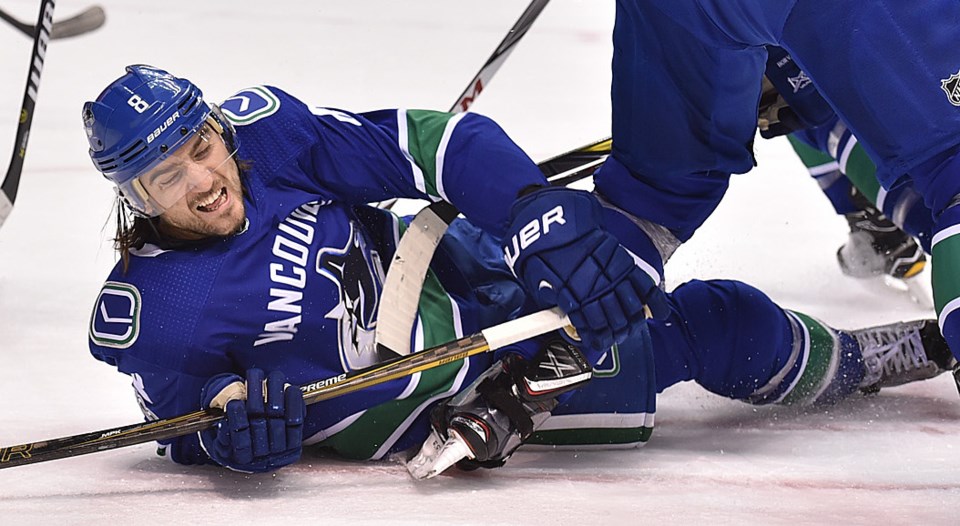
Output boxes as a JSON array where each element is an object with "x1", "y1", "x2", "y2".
[{"x1": 502, "y1": 187, "x2": 668, "y2": 355}]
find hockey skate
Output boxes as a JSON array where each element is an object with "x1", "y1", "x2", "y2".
[
  {"x1": 856, "y1": 320, "x2": 956, "y2": 394},
  {"x1": 836, "y1": 205, "x2": 925, "y2": 280}
]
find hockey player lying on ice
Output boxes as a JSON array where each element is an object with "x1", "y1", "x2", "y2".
[{"x1": 84, "y1": 66, "x2": 954, "y2": 477}]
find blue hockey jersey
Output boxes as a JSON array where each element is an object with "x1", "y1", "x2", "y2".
[
  {"x1": 86, "y1": 85, "x2": 553, "y2": 462},
  {"x1": 88, "y1": 86, "x2": 658, "y2": 465}
]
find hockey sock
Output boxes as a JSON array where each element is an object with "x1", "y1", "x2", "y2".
[{"x1": 748, "y1": 312, "x2": 863, "y2": 406}]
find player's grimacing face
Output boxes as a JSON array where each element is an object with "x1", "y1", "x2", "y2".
[{"x1": 151, "y1": 127, "x2": 245, "y2": 241}]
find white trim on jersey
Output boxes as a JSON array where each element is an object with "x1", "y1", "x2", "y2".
[
  {"x1": 434, "y1": 112, "x2": 467, "y2": 202},
  {"x1": 396, "y1": 109, "x2": 427, "y2": 195}
]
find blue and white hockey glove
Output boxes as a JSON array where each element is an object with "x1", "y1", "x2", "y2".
[
  {"x1": 502, "y1": 187, "x2": 668, "y2": 355},
  {"x1": 199, "y1": 368, "x2": 305, "y2": 473},
  {"x1": 407, "y1": 335, "x2": 592, "y2": 479}
]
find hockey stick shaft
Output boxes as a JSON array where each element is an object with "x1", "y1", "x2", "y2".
[
  {"x1": 0, "y1": 5, "x2": 104, "y2": 40},
  {"x1": 375, "y1": 136, "x2": 606, "y2": 355},
  {"x1": 448, "y1": 0, "x2": 550, "y2": 113},
  {"x1": 377, "y1": 0, "x2": 549, "y2": 213},
  {"x1": 0, "y1": 308, "x2": 569, "y2": 469},
  {"x1": 375, "y1": 0, "x2": 552, "y2": 350},
  {"x1": 0, "y1": 0, "x2": 54, "y2": 230}
]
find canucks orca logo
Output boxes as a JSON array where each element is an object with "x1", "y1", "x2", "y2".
[{"x1": 316, "y1": 222, "x2": 386, "y2": 371}]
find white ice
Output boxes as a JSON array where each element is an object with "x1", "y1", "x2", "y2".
[{"x1": 0, "y1": 1, "x2": 958, "y2": 524}]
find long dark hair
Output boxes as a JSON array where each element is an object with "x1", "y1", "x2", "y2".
[{"x1": 112, "y1": 205, "x2": 161, "y2": 273}]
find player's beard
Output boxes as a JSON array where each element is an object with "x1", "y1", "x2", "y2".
[{"x1": 155, "y1": 160, "x2": 247, "y2": 241}]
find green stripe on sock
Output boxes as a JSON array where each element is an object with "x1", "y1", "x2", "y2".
[
  {"x1": 841, "y1": 143, "x2": 881, "y2": 203},
  {"x1": 787, "y1": 135, "x2": 835, "y2": 169},
  {"x1": 528, "y1": 425, "x2": 653, "y2": 447},
  {"x1": 405, "y1": 110, "x2": 455, "y2": 199},
  {"x1": 780, "y1": 312, "x2": 837, "y2": 406},
  {"x1": 933, "y1": 235, "x2": 960, "y2": 314}
]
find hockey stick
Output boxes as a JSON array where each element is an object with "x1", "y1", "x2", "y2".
[
  {"x1": 448, "y1": 0, "x2": 550, "y2": 113},
  {"x1": 0, "y1": 308, "x2": 569, "y2": 469},
  {"x1": 540, "y1": 136, "x2": 611, "y2": 181},
  {"x1": 374, "y1": 138, "x2": 609, "y2": 356},
  {"x1": 0, "y1": 4, "x2": 103, "y2": 40},
  {"x1": 375, "y1": 0, "x2": 551, "y2": 355},
  {"x1": 376, "y1": 0, "x2": 550, "y2": 212},
  {"x1": 375, "y1": 142, "x2": 611, "y2": 356},
  {"x1": 0, "y1": 0, "x2": 54, "y2": 230}
]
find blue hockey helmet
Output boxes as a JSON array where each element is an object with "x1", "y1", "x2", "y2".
[{"x1": 83, "y1": 65, "x2": 235, "y2": 216}]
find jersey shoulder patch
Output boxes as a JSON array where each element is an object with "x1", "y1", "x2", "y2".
[
  {"x1": 89, "y1": 281, "x2": 142, "y2": 349},
  {"x1": 220, "y1": 86, "x2": 281, "y2": 126}
]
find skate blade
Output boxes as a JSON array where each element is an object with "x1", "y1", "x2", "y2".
[{"x1": 882, "y1": 274, "x2": 935, "y2": 311}]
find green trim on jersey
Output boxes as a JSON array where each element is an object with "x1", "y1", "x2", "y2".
[
  {"x1": 318, "y1": 360, "x2": 465, "y2": 460},
  {"x1": 402, "y1": 110, "x2": 463, "y2": 200},
  {"x1": 933, "y1": 234, "x2": 960, "y2": 314},
  {"x1": 313, "y1": 215, "x2": 467, "y2": 460},
  {"x1": 781, "y1": 312, "x2": 838, "y2": 406}
]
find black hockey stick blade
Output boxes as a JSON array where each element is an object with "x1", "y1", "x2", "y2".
[
  {"x1": 0, "y1": 0, "x2": 55, "y2": 230},
  {"x1": 540, "y1": 137, "x2": 611, "y2": 177},
  {"x1": 0, "y1": 4, "x2": 104, "y2": 40},
  {"x1": 0, "y1": 308, "x2": 569, "y2": 469}
]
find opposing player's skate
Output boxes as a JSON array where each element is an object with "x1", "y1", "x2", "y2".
[{"x1": 855, "y1": 320, "x2": 956, "y2": 393}]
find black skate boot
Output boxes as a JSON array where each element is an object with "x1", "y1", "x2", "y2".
[
  {"x1": 836, "y1": 190, "x2": 925, "y2": 280},
  {"x1": 856, "y1": 320, "x2": 957, "y2": 394}
]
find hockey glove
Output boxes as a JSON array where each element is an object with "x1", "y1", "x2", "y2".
[
  {"x1": 502, "y1": 187, "x2": 668, "y2": 355},
  {"x1": 407, "y1": 335, "x2": 592, "y2": 479},
  {"x1": 199, "y1": 368, "x2": 305, "y2": 473}
]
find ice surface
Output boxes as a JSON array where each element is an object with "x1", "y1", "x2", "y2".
[{"x1": 0, "y1": 1, "x2": 957, "y2": 523}]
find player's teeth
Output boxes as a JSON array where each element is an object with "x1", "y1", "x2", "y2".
[{"x1": 198, "y1": 188, "x2": 222, "y2": 208}]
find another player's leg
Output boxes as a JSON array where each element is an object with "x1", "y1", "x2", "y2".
[
  {"x1": 650, "y1": 279, "x2": 955, "y2": 407},
  {"x1": 786, "y1": 134, "x2": 927, "y2": 280}
]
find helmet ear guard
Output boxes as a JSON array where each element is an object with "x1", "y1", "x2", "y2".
[{"x1": 206, "y1": 103, "x2": 238, "y2": 151}]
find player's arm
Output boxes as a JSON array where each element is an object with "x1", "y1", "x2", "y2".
[
  {"x1": 85, "y1": 347, "x2": 215, "y2": 465},
  {"x1": 302, "y1": 102, "x2": 668, "y2": 354},
  {"x1": 305, "y1": 106, "x2": 548, "y2": 236},
  {"x1": 89, "y1": 352, "x2": 305, "y2": 472}
]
